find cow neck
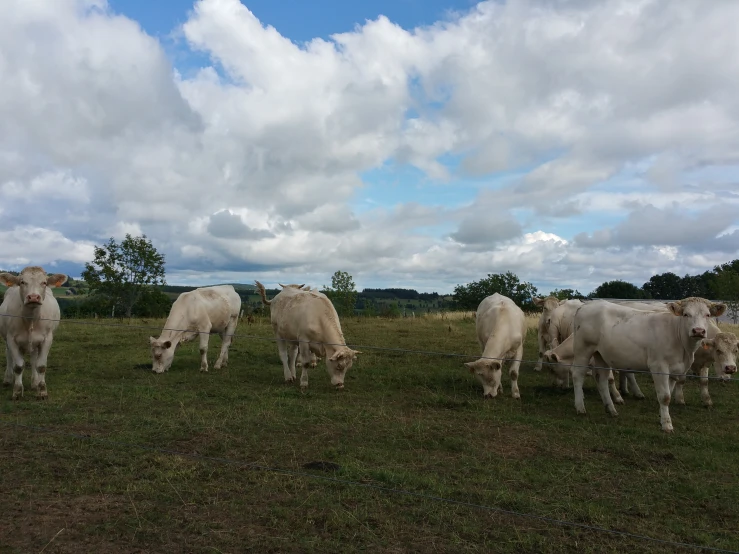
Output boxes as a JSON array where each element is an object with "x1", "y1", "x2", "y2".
[
  {"x1": 482, "y1": 331, "x2": 509, "y2": 359},
  {"x1": 158, "y1": 311, "x2": 190, "y2": 345}
]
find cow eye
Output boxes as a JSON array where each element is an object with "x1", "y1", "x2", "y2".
[{"x1": 717, "y1": 350, "x2": 723, "y2": 355}]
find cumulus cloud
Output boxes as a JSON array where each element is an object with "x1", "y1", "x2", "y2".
[{"x1": 1, "y1": 0, "x2": 739, "y2": 292}]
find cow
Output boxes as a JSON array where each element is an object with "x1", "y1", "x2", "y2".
[
  {"x1": 534, "y1": 298, "x2": 583, "y2": 383},
  {"x1": 0, "y1": 267, "x2": 68, "y2": 400},
  {"x1": 149, "y1": 285, "x2": 241, "y2": 374},
  {"x1": 673, "y1": 319, "x2": 737, "y2": 407},
  {"x1": 544, "y1": 333, "x2": 643, "y2": 403},
  {"x1": 464, "y1": 293, "x2": 525, "y2": 399},
  {"x1": 532, "y1": 296, "x2": 561, "y2": 372},
  {"x1": 255, "y1": 281, "x2": 360, "y2": 389},
  {"x1": 570, "y1": 297, "x2": 726, "y2": 433}
]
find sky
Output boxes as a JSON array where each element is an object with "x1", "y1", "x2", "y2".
[{"x1": 1, "y1": 0, "x2": 739, "y2": 295}]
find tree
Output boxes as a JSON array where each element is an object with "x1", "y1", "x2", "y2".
[
  {"x1": 712, "y1": 269, "x2": 739, "y2": 324},
  {"x1": 642, "y1": 272, "x2": 683, "y2": 299},
  {"x1": 591, "y1": 279, "x2": 649, "y2": 299},
  {"x1": 81, "y1": 234, "x2": 166, "y2": 318},
  {"x1": 548, "y1": 288, "x2": 585, "y2": 301},
  {"x1": 453, "y1": 271, "x2": 539, "y2": 310},
  {"x1": 323, "y1": 270, "x2": 358, "y2": 317}
]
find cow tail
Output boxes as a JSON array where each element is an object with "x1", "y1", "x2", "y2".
[{"x1": 254, "y1": 281, "x2": 271, "y2": 306}]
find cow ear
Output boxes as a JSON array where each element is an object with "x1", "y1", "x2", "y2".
[
  {"x1": 667, "y1": 302, "x2": 682, "y2": 316},
  {"x1": 47, "y1": 274, "x2": 68, "y2": 288},
  {"x1": 464, "y1": 361, "x2": 476, "y2": 373},
  {"x1": 701, "y1": 339, "x2": 715, "y2": 351},
  {"x1": 163, "y1": 341, "x2": 172, "y2": 349},
  {"x1": 0, "y1": 273, "x2": 19, "y2": 287},
  {"x1": 532, "y1": 297, "x2": 544, "y2": 307},
  {"x1": 710, "y1": 303, "x2": 727, "y2": 317},
  {"x1": 149, "y1": 336, "x2": 157, "y2": 345},
  {"x1": 490, "y1": 360, "x2": 502, "y2": 371}
]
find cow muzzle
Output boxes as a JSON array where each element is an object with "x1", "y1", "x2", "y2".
[
  {"x1": 725, "y1": 365, "x2": 737, "y2": 375},
  {"x1": 690, "y1": 327, "x2": 706, "y2": 338},
  {"x1": 25, "y1": 294, "x2": 42, "y2": 304}
]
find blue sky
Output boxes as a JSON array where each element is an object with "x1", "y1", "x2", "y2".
[
  {"x1": 3, "y1": 0, "x2": 738, "y2": 294},
  {"x1": 109, "y1": 0, "x2": 479, "y2": 43}
]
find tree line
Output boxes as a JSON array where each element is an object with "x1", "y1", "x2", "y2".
[{"x1": 6, "y1": 233, "x2": 736, "y2": 322}]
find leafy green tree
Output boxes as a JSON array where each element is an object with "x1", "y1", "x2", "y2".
[
  {"x1": 591, "y1": 280, "x2": 649, "y2": 299},
  {"x1": 81, "y1": 234, "x2": 166, "y2": 318},
  {"x1": 548, "y1": 288, "x2": 585, "y2": 301},
  {"x1": 323, "y1": 270, "x2": 358, "y2": 317},
  {"x1": 712, "y1": 269, "x2": 739, "y2": 323},
  {"x1": 453, "y1": 271, "x2": 539, "y2": 310},
  {"x1": 642, "y1": 272, "x2": 683, "y2": 299}
]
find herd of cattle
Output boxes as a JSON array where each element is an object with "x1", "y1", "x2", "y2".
[{"x1": 1, "y1": 265, "x2": 737, "y2": 433}]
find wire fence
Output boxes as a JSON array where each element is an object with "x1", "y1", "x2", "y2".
[{"x1": 0, "y1": 312, "x2": 736, "y2": 382}]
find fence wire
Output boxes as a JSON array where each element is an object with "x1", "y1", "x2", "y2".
[{"x1": 0, "y1": 312, "x2": 736, "y2": 382}]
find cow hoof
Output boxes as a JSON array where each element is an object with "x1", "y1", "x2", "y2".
[
  {"x1": 3, "y1": 380, "x2": 12, "y2": 387},
  {"x1": 614, "y1": 397, "x2": 624, "y2": 405},
  {"x1": 335, "y1": 384, "x2": 344, "y2": 390},
  {"x1": 12, "y1": 390, "x2": 23, "y2": 400},
  {"x1": 285, "y1": 378, "x2": 295, "y2": 383},
  {"x1": 37, "y1": 391, "x2": 48, "y2": 400},
  {"x1": 662, "y1": 427, "x2": 674, "y2": 434},
  {"x1": 703, "y1": 402, "x2": 714, "y2": 409},
  {"x1": 512, "y1": 393, "x2": 520, "y2": 400}
]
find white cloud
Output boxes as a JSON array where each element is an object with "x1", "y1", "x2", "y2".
[{"x1": 1, "y1": 0, "x2": 738, "y2": 293}]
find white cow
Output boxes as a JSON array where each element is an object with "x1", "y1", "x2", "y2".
[
  {"x1": 536, "y1": 298, "x2": 583, "y2": 384},
  {"x1": 464, "y1": 293, "x2": 525, "y2": 399},
  {"x1": 149, "y1": 285, "x2": 241, "y2": 374},
  {"x1": 673, "y1": 319, "x2": 737, "y2": 407},
  {"x1": 571, "y1": 297, "x2": 726, "y2": 433},
  {"x1": 532, "y1": 296, "x2": 561, "y2": 372},
  {"x1": 0, "y1": 267, "x2": 68, "y2": 400},
  {"x1": 544, "y1": 333, "x2": 643, "y2": 402},
  {"x1": 255, "y1": 281, "x2": 360, "y2": 389}
]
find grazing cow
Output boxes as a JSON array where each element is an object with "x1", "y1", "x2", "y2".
[
  {"x1": 464, "y1": 293, "x2": 526, "y2": 399},
  {"x1": 571, "y1": 297, "x2": 726, "y2": 433},
  {"x1": 149, "y1": 285, "x2": 241, "y2": 374},
  {"x1": 535, "y1": 298, "x2": 583, "y2": 383},
  {"x1": 255, "y1": 281, "x2": 360, "y2": 389},
  {"x1": 532, "y1": 296, "x2": 561, "y2": 371},
  {"x1": 0, "y1": 267, "x2": 68, "y2": 400},
  {"x1": 673, "y1": 319, "x2": 737, "y2": 407}
]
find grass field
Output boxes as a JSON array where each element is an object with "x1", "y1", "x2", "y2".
[{"x1": 1, "y1": 314, "x2": 738, "y2": 553}]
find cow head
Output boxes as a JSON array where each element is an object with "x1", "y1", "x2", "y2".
[
  {"x1": 326, "y1": 347, "x2": 361, "y2": 389},
  {"x1": 464, "y1": 358, "x2": 503, "y2": 398},
  {"x1": 700, "y1": 333, "x2": 738, "y2": 376},
  {"x1": 667, "y1": 297, "x2": 727, "y2": 341},
  {"x1": 0, "y1": 266, "x2": 67, "y2": 307},
  {"x1": 149, "y1": 336, "x2": 175, "y2": 373},
  {"x1": 543, "y1": 349, "x2": 571, "y2": 383}
]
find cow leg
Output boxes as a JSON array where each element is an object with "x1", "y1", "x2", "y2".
[
  {"x1": 592, "y1": 354, "x2": 618, "y2": 416},
  {"x1": 534, "y1": 353, "x2": 543, "y2": 372},
  {"x1": 509, "y1": 344, "x2": 523, "y2": 399},
  {"x1": 699, "y1": 365, "x2": 712, "y2": 407},
  {"x1": 198, "y1": 330, "x2": 211, "y2": 372},
  {"x1": 6, "y1": 338, "x2": 25, "y2": 400},
  {"x1": 276, "y1": 339, "x2": 294, "y2": 382},
  {"x1": 287, "y1": 340, "x2": 299, "y2": 382},
  {"x1": 29, "y1": 342, "x2": 40, "y2": 389},
  {"x1": 651, "y1": 366, "x2": 674, "y2": 433},
  {"x1": 3, "y1": 347, "x2": 13, "y2": 386},
  {"x1": 572, "y1": 348, "x2": 596, "y2": 415},
  {"x1": 608, "y1": 370, "x2": 625, "y2": 405},
  {"x1": 298, "y1": 341, "x2": 312, "y2": 390},
  {"x1": 621, "y1": 371, "x2": 645, "y2": 399},
  {"x1": 33, "y1": 335, "x2": 54, "y2": 400},
  {"x1": 619, "y1": 370, "x2": 630, "y2": 395},
  {"x1": 214, "y1": 317, "x2": 237, "y2": 370},
  {"x1": 673, "y1": 375, "x2": 686, "y2": 405}
]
